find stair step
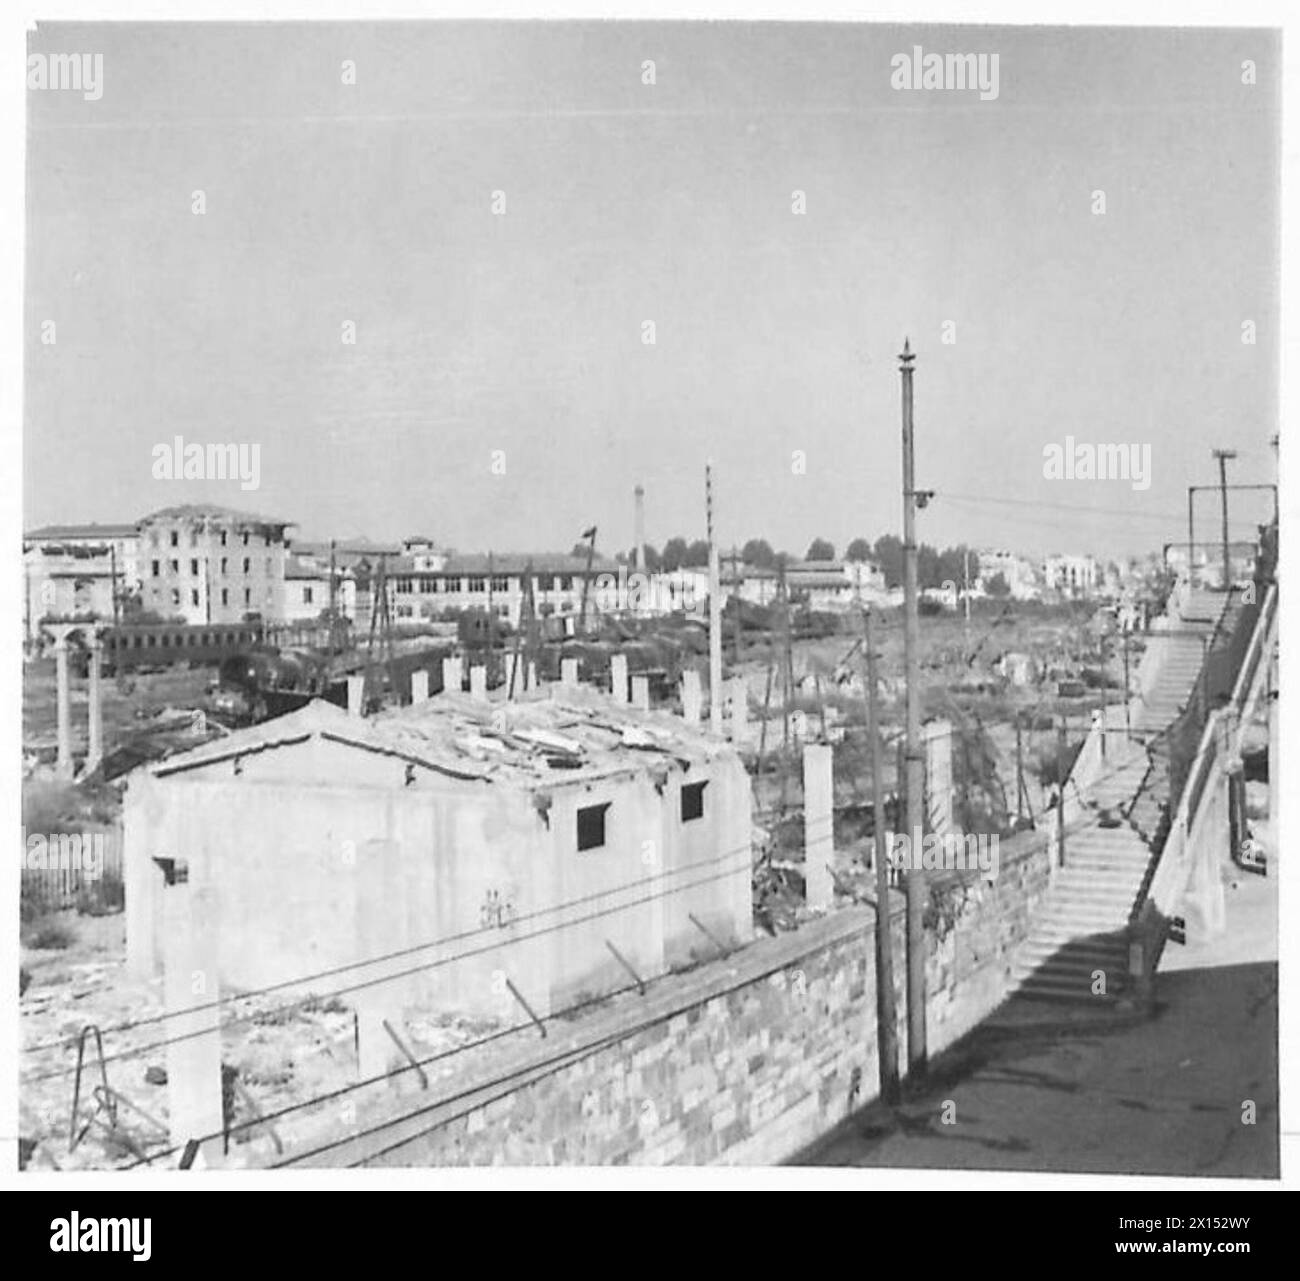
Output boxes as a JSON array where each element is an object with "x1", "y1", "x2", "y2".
[
  {"x1": 1037, "y1": 913, "x2": 1133, "y2": 931},
  {"x1": 1019, "y1": 936, "x2": 1123, "y2": 957},
  {"x1": 1015, "y1": 958, "x2": 1126, "y2": 984},
  {"x1": 1051, "y1": 888, "x2": 1140, "y2": 904},
  {"x1": 1013, "y1": 979, "x2": 1120, "y2": 1003}
]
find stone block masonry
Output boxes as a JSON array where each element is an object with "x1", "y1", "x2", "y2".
[{"x1": 277, "y1": 830, "x2": 1052, "y2": 1168}]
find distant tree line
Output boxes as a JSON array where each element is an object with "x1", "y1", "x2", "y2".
[{"x1": 607, "y1": 534, "x2": 982, "y2": 588}]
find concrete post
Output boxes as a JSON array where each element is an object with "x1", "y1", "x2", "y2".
[
  {"x1": 410, "y1": 669, "x2": 430, "y2": 703},
  {"x1": 54, "y1": 636, "x2": 73, "y2": 777},
  {"x1": 163, "y1": 883, "x2": 224, "y2": 1166},
  {"x1": 560, "y1": 658, "x2": 579, "y2": 687},
  {"x1": 346, "y1": 675, "x2": 365, "y2": 717},
  {"x1": 728, "y1": 676, "x2": 748, "y2": 743},
  {"x1": 803, "y1": 743, "x2": 834, "y2": 911},
  {"x1": 630, "y1": 674, "x2": 650, "y2": 711},
  {"x1": 610, "y1": 654, "x2": 629, "y2": 704},
  {"x1": 680, "y1": 669, "x2": 702, "y2": 723},
  {"x1": 922, "y1": 719, "x2": 954, "y2": 836},
  {"x1": 526, "y1": 660, "x2": 538, "y2": 692},
  {"x1": 503, "y1": 652, "x2": 519, "y2": 697},
  {"x1": 469, "y1": 665, "x2": 488, "y2": 700},
  {"x1": 86, "y1": 635, "x2": 103, "y2": 772},
  {"x1": 355, "y1": 839, "x2": 405, "y2": 1083},
  {"x1": 442, "y1": 656, "x2": 459, "y2": 694}
]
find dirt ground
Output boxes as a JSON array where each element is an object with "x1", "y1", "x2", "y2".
[{"x1": 19, "y1": 910, "x2": 533, "y2": 1170}]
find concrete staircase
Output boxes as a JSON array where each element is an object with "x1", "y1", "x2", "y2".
[
  {"x1": 1010, "y1": 586, "x2": 1245, "y2": 1005},
  {"x1": 1131, "y1": 588, "x2": 1228, "y2": 734},
  {"x1": 1012, "y1": 753, "x2": 1152, "y2": 1002}
]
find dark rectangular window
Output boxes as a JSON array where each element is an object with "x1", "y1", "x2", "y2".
[
  {"x1": 681, "y1": 781, "x2": 707, "y2": 823},
  {"x1": 577, "y1": 803, "x2": 610, "y2": 852}
]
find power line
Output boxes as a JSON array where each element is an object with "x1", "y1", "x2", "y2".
[
  {"x1": 24, "y1": 841, "x2": 753, "y2": 1057},
  {"x1": 122, "y1": 855, "x2": 756, "y2": 1167},
  {"x1": 940, "y1": 490, "x2": 1265, "y2": 530},
  {"x1": 24, "y1": 843, "x2": 755, "y2": 1084}
]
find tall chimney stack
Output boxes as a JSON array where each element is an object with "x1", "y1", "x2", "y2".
[{"x1": 633, "y1": 484, "x2": 646, "y2": 572}]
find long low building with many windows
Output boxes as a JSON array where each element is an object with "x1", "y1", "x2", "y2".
[{"x1": 385, "y1": 544, "x2": 623, "y2": 628}]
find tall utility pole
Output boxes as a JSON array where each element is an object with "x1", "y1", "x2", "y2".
[
  {"x1": 1212, "y1": 449, "x2": 1237, "y2": 592},
  {"x1": 110, "y1": 543, "x2": 120, "y2": 628},
  {"x1": 706, "y1": 462, "x2": 723, "y2": 733},
  {"x1": 963, "y1": 548, "x2": 971, "y2": 648},
  {"x1": 865, "y1": 606, "x2": 899, "y2": 1103},
  {"x1": 899, "y1": 337, "x2": 927, "y2": 1075},
  {"x1": 730, "y1": 551, "x2": 743, "y2": 664}
]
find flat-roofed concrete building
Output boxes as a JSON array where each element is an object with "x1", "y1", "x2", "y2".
[
  {"x1": 138, "y1": 504, "x2": 293, "y2": 625},
  {"x1": 23, "y1": 522, "x2": 140, "y2": 643}
]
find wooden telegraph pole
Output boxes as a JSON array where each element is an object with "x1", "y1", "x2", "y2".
[
  {"x1": 865, "y1": 606, "x2": 899, "y2": 1102},
  {"x1": 899, "y1": 337, "x2": 928, "y2": 1075},
  {"x1": 706, "y1": 464, "x2": 723, "y2": 733},
  {"x1": 1213, "y1": 448, "x2": 1237, "y2": 591}
]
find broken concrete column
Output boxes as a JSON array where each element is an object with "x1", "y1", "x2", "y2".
[
  {"x1": 560, "y1": 658, "x2": 579, "y2": 687},
  {"x1": 680, "y1": 669, "x2": 702, "y2": 723},
  {"x1": 610, "y1": 654, "x2": 629, "y2": 703},
  {"x1": 442, "y1": 656, "x2": 459, "y2": 694},
  {"x1": 54, "y1": 635, "x2": 73, "y2": 777},
  {"x1": 163, "y1": 883, "x2": 224, "y2": 1167},
  {"x1": 504, "y1": 652, "x2": 519, "y2": 696},
  {"x1": 346, "y1": 674, "x2": 366, "y2": 717},
  {"x1": 410, "y1": 669, "x2": 430, "y2": 703},
  {"x1": 630, "y1": 674, "x2": 650, "y2": 711},
  {"x1": 803, "y1": 743, "x2": 834, "y2": 911},
  {"x1": 469, "y1": 665, "x2": 488, "y2": 700},
  {"x1": 86, "y1": 634, "x2": 103, "y2": 772},
  {"x1": 526, "y1": 660, "x2": 538, "y2": 692}
]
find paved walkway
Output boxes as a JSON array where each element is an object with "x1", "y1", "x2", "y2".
[{"x1": 798, "y1": 836, "x2": 1278, "y2": 1177}]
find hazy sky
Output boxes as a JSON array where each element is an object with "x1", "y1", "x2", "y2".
[{"x1": 25, "y1": 22, "x2": 1280, "y2": 560}]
